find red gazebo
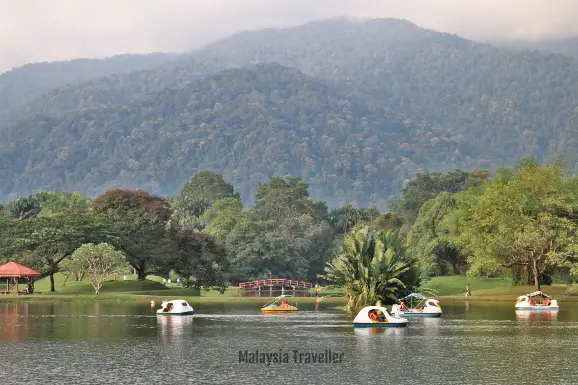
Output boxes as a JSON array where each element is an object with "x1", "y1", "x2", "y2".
[{"x1": 0, "y1": 262, "x2": 42, "y2": 295}]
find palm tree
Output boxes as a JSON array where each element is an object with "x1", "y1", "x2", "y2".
[{"x1": 320, "y1": 226, "x2": 418, "y2": 310}]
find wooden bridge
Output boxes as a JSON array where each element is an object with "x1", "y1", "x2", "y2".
[{"x1": 238, "y1": 278, "x2": 313, "y2": 291}]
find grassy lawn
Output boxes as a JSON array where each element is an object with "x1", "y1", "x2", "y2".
[
  {"x1": 0, "y1": 273, "x2": 347, "y2": 304},
  {"x1": 6, "y1": 273, "x2": 576, "y2": 304},
  {"x1": 422, "y1": 275, "x2": 515, "y2": 296}
]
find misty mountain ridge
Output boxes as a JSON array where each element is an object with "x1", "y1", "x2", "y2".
[{"x1": 2, "y1": 17, "x2": 578, "y2": 206}]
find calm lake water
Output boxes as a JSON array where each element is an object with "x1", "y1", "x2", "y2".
[{"x1": 1, "y1": 300, "x2": 578, "y2": 384}]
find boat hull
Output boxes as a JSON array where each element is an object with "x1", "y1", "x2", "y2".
[
  {"x1": 156, "y1": 311, "x2": 196, "y2": 316},
  {"x1": 515, "y1": 307, "x2": 559, "y2": 311},
  {"x1": 353, "y1": 322, "x2": 407, "y2": 328},
  {"x1": 402, "y1": 312, "x2": 441, "y2": 318},
  {"x1": 261, "y1": 309, "x2": 298, "y2": 313}
]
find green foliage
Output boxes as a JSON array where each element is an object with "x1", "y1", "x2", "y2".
[
  {"x1": 457, "y1": 162, "x2": 578, "y2": 289},
  {"x1": 320, "y1": 226, "x2": 419, "y2": 310},
  {"x1": 224, "y1": 176, "x2": 334, "y2": 282},
  {"x1": 329, "y1": 205, "x2": 380, "y2": 235},
  {"x1": 67, "y1": 243, "x2": 129, "y2": 294},
  {"x1": 390, "y1": 170, "x2": 488, "y2": 224},
  {"x1": 36, "y1": 191, "x2": 91, "y2": 215},
  {"x1": 202, "y1": 197, "x2": 243, "y2": 239},
  {"x1": 168, "y1": 226, "x2": 228, "y2": 292},
  {"x1": 0, "y1": 212, "x2": 115, "y2": 291},
  {"x1": 91, "y1": 189, "x2": 173, "y2": 279},
  {"x1": 6, "y1": 195, "x2": 41, "y2": 220},
  {"x1": 176, "y1": 171, "x2": 239, "y2": 217},
  {"x1": 408, "y1": 192, "x2": 466, "y2": 276},
  {"x1": 0, "y1": 53, "x2": 177, "y2": 111}
]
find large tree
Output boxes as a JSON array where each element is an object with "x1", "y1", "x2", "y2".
[
  {"x1": 408, "y1": 192, "x2": 466, "y2": 276},
  {"x1": 0, "y1": 212, "x2": 114, "y2": 291},
  {"x1": 67, "y1": 243, "x2": 129, "y2": 294},
  {"x1": 458, "y1": 162, "x2": 578, "y2": 290},
  {"x1": 225, "y1": 176, "x2": 334, "y2": 282},
  {"x1": 176, "y1": 171, "x2": 239, "y2": 218},
  {"x1": 168, "y1": 227, "x2": 229, "y2": 292},
  {"x1": 390, "y1": 169, "x2": 488, "y2": 224},
  {"x1": 91, "y1": 189, "x2": 173, "y2": 280}
]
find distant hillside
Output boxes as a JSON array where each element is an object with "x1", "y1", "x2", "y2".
[
  {"x1": 4, "y1": 18, "x2": 578, "y2": 205},
  {"x1": 0, "y1": 64, "x2": 461, "y2": 207},
  {"x1": 496, "y1": 37, "x2": 578, "y2": 59},
  {"x1": 0, "y1": 53, "x2": 178, "y2": 111}
]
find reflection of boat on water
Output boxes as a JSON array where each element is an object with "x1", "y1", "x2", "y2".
[
  {"x1": 391, "y1": 293, "x2": 442, "y2": 318},
  {"x1": 515, "y1": 291, "x2": 559, "y2": 311},
  {"x1": 261, "y1": 295, "x2": 299, "y2": 312},
  {"x1": 157, "y1": 313, "x2": 194, "y2": 338},
  {"x1": 156, "y1": 300, "x2": 195, "y2": 315},
  {"x1": 353, "y1": 325, "x2": 406, "y2": 336},
  {"x1": 353, "y1": 306, "x2": 408, "y2": 328},
  {"x1": 515, "y1": 310, "x2": 558, "y2": 321}
]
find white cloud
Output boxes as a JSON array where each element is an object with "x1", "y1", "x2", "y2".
[{"x1": 1, "y1": 0, "x2": 577, "y2": 72}]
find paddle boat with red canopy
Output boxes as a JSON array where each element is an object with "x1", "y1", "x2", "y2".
[{"x1": 515, "y1": 291, "x2": 559, "y2": 311}]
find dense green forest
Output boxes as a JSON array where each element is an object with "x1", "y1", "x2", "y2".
[
  {"x1": 2, "y1": 163, "x2": 578, "y2": 301},
  {"x1": 0, "y1": 53, "x2": 177, "y2": 111},
  {"x1": 0, "y1": 171, "x2": 403, "y2": 292},
  {"x1": 4, "y1": 18, "x2": 578, "y2": 207}
]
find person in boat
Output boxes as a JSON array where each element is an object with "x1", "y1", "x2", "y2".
[
  {"x1": 278, "y1": 300, "x2": 289, "y2": 309},
  {"x1": 528, "y1": 299, "x2": 535, "y2": 306},
  {"x1": 369, "y1": 310, "x2": 378, "y2": 322},
  {"x1": 399, "y1": 300, "x2": 407, "y2": 311},
  {"x1": 542, "y1": 298, "x2": 551, "y2": 306}
]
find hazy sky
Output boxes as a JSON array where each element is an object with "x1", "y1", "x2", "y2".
[{"x1": 2, "y1": 0, "x2": 577, "y2": 72}]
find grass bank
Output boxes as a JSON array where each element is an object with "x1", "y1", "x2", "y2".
[{"x1": 0, "y1": 273, "x2": 346, "y2": 305}]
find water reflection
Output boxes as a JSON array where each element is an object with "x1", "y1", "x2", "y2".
[
  {"x1": 157, "y1": 315, "x2": 195, "y2": 341},
  {"x1": 515, "y1": 310, "x2": 559, "y2": 321},
  {"x1": 3, "y1": 302, "x2": 578, "y2": 384}
]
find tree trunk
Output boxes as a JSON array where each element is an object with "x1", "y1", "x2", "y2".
[
  {"x1": 137, "y1": 260, "x2": 147, "y2": 280},
  {"x1": 532, "y1": 259, "x2": 540, "y2": 291},
  {"x1": 50, "y1": 272, "x2": 55, "y2": 292}
]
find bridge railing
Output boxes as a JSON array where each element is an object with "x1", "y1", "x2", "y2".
[{"x1": 238, "y1": 278, "x2": 313, "y2": 289}]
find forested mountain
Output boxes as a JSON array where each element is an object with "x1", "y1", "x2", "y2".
[
  {"x1": 0, "y1": 64, "x2": 458, "y2": 207},
  {"x1": 0, "y1": 53, "x2": 178, "y2": 111},
  {"x1": 4, "y1": 18, "x2": 578, "y2": 205},
  {"x1": 497, "y1": 37, "x2": 578, "y2": 59}
]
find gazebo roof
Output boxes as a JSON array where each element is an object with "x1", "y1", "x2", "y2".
[{"x1": 0, "y1": 262, "x2": 41, "y2": 278}]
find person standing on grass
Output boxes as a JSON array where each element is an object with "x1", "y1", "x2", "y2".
[
  {"x1": 177, "y1": 278, "x2": 180, "y2": 286},
  {"x1": 466, "y1": 284, "x2": 471, "y2": 296}
]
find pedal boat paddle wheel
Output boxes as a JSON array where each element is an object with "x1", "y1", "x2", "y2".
[
  {"x1": 515, "y1": 291, "x2": 559, "y2": 311},
  {"x1": 353, "y1": 306, "x2": 408, "y2": 328}
]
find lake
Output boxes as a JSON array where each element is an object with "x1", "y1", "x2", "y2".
[{"x1": 1, "y1": 300, "x2": 578, "y2": 384}]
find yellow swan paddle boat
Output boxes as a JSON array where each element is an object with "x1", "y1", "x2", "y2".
[{"x1": 261, "y1": 295, "x2": 299, "y2": 312}]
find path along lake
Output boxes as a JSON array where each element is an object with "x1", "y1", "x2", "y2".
[{"x1": 2, "y1": 300, "x2": 578, "y2": 384}]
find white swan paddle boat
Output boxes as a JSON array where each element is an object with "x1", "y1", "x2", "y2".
[
  {"x1": 515, "y1": 291, "x2": 559, "y2": 311},
  {"x1": 391, "y1": 293, "x2": 443, "y2": 318},
  {"x1": 156, "y1": 299, "x2": 196, "y2": 316},
  {"x1": 353, "y1": 306, "x2": 408, "y2": 328}
]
